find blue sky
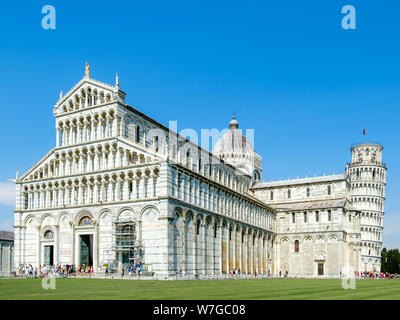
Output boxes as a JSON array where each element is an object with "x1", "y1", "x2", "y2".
[{"x1": 0, "y1": 1, "x2": 399, "y2": 248}]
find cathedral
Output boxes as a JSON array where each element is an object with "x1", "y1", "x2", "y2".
[{"x1": 12, "y1": 65, "x2": 387, "y2": 278}]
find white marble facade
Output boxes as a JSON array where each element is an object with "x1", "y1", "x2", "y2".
[{"x1": 12, "y1": 65, "x2": 386, "y2": 278}]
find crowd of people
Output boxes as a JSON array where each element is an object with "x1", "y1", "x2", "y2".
[
  {"x1": 358, "y1": 271, "x2": 399, "y2": 279},
  {"x1": 228, "y1": 269, "x2": 265, "y2": 278},
  {"x1": 16, "y1": 264, "x2": 95, "y2": 278},
  {"x1": 16, "y1": 262, "x2": 146, "y2": 278},
  {"x1": 229, "y1": 269, "x2": 242, "y2": 278},
  {"x1": 120, "y1": 264, "x2": 143, "y2": 277}
]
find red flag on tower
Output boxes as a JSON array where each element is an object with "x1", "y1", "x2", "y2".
[{"x1": 363, "y1": 128, "x2": 366, "y2": 135}]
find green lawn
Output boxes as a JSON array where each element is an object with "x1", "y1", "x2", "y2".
[{"x1": 0, "y1": 278, "x2": 399, "y2": 300}]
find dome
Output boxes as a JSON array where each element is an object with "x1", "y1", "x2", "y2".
[
  {"x1": 212, "y1": 116, "x2": 255, "y2": 157},
  {"x1": 212, "y1": 116, "x2": 262, "y2": 181}
]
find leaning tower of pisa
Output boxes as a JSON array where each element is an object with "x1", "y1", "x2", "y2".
[{"x1": 346, "y1": 143, "x2": 387, "y2": 272}]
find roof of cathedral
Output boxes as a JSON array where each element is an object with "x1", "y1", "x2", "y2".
[
  {"x1": 212, "y1": 116, "x2": 255, "y2": 156},
  {"x1": 0, "y1": 230, "x2": 14, "y2": 241},
  {"x1": 269, "y1": 199, "x2": 358, "y2": 212},
  {"x1": 252, "y1": 173, "x2": 346, "y2": 189}
]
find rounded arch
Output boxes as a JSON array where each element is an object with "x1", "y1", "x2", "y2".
[
  {"x1": 140, "y1": 205, "x2": 160, "y2": 219},
  {"x1": 116, "y1": 207, "x2": 136, "y2": 221},
  {"x1": 185, "y1": 210, "x2": 194, "y2": 223},
  {"x1": 195, "y1": 212, "x2": 204, "y2": 223},
  {"x1": 252, "y1": 169, "x2": 262, "y2": 183},
  {"x1": 58, "y1": 212, "x2": 72, "y2": 228},
  {"x1": 141, "y1": 205, "x2": 160, "y2": 267},
  {"x1": 328, "y1": 235, "x2": 338, "y2": 243},
  {"x1": 75, "y1": 210, "x2": 94, "y2": 226},
  {"x1": 173, "y1": 207, "x2": 184, "y2": 221},
  {"x1": 315, "y1": 251, "x2": 326, "y2": 262},
  {"x1": 40, "y1": 213, "x2": 55, "y2": 226},
  {"x1": 281, "y1": 237, "x2": 289, "y2": 243},
  {"x1": 99, "y1": 210, "x2": 112, "y2": 226},
  {"x1": 23, "y1": 214, "x2": 38, "y2": 227},
  {"x1": 204, "y1": 215, "x2": 213, "y2": 225},
  {"x1": 172, "y1": 206, "x2": 183, "y2": 217}
]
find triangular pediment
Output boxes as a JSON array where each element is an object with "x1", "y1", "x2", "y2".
[
  {"x1": 53, "y1": 76, "x2": 126, "y2": 116},
  {"x1": 19, "y1": 148, "x2": 57, "y2": 182}
]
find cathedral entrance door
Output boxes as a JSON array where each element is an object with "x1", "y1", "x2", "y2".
[
  {"x1": 80, "y1": 235, "x2": 93, "y2": 266},
  {"x1": 44, "y1": 245, "x2": 54, "y2": 266},
  {"x1": 318, "y1": 263, "x2": 324, "y2": 276}
]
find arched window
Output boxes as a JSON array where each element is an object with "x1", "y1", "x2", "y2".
[
  {"x1": 306, "y1": 187, "x2": 310, "y2": 197},
  {"x1": 43, "y1": 230, "x2": 53, "y2": 239},
  {"x1": 154, "y1": 136, "x2": 159, "y2": 152},
  {"x1": 136, "y1": 126, "x2": 140, "y2": 143},
  {"x1": 253, "y1": 171, "x2": 261, "y2": 183},
  {"x1": 294, "y1": 240, "x2": 299, "y2": 253},
  {"x1": 186, "y1": 150, "x2": 191, "y2": 166}
]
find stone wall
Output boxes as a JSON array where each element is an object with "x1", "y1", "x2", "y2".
[{"x1": 0, "y1": 240, "x2": 13, "y2": 275}]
